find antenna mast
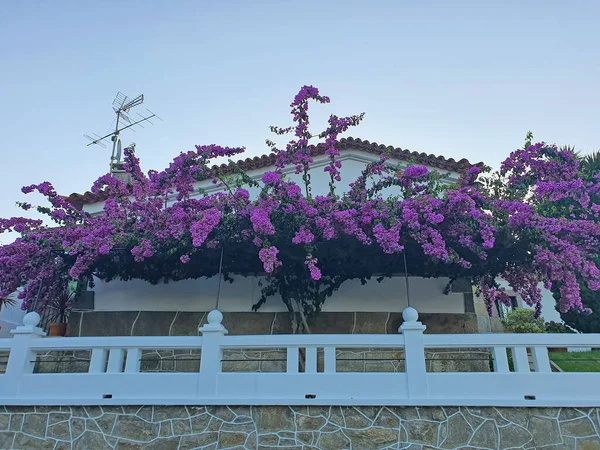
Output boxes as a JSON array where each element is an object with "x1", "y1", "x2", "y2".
[{"x1": 84, "y1": 92, "x2": 161, "y2": 173}]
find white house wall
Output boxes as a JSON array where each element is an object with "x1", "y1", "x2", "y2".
[
  {"x1": 92, "y1": 276, "x2": 465, "y2": 314},
  {"x1": 495, "y1": 279, "x2": 562, "y2": 323}
]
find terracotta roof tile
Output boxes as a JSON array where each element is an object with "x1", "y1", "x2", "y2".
[{"x1": 63, "y1": 137, "x2": 480, "y2": 209}]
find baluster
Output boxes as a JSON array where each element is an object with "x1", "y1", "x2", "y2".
[
  {"x1": 305, "y1": 347, "x2": 317, "y2": 373},
  {"x1": 107, "y1": 349, "x2": 125, "y2": 373},
  {"x1": 89, "y1": 349, "x2": 108, "y2": 373},
  {"x1": 531, "y1": 346, "x2": 551, "y2": 373},
  {"x1": 125, "y1": 348, "x2": 142, "y2": 373},
  {"x1": 287, "y1": 347, "x2": 299, "y2": 373},
  {"x1": 511, "y1": 347, "x2": 530, "y2": 372},
  {"x1": 491, "y1": 346, "x2": 510, "y2": 373},
  {"x1": 324, "y1": 346, "x2": 336, "y2": 373}
]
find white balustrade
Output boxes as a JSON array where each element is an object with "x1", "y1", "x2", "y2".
[{"x1": 0, "y1": 309, "x2": 599, "y2": 406}]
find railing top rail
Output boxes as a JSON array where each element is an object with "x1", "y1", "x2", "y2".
[
  {"x1": 0, "y1": 338, "x2": 12, "y2": 350},
  {"x1": 222, "y1": 334, "x2": 404, "y2": 348},
  {"x1": 30, "y1": 336, "x2": 203, "y2": 350},
  {"x1": 424, "y1": 333, "x2": 600, "y2": 348}
]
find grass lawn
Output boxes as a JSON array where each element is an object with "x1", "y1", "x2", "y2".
[{"x1": 549, "y1": 350, "x2": 600, "y2": 372}]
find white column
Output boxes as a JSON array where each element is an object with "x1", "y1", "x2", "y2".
[
  {"x1": 1, "y1": 312, "x2": 46, "y2": 398},
  {"x1": 400, "y1": 307, "x2": 428, "y2": 399},
  {"x1": 197, "y1": 310, "x2": 228, "y2": 399}
]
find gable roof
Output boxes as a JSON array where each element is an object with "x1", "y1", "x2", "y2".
[{"x1": 64, "y1": 137, "x2": 479, "y2": 209}]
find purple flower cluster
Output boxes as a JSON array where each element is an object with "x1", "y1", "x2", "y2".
[
  {"x1": 262, "y1": 171, "x2": 281, "y2": 185},
  {"x1": 1, "y1": 87, "x2": 599, "y2": 318},
  {"x1": 305, "y1": 255, "x2": 322, "y2": 280},
  {"x1": 190, "y1": 208, "x2": 222, "y2": 247},
  {"x1": 259, "y1": 246, "x2": 281, "y2": 273}
]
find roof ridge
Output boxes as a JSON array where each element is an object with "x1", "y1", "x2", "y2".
[{"x1": 63, "y1": 137, "x2": 481, "y2": 209}]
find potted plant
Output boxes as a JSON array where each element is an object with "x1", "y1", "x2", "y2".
[{"x1": 46, "y1": 282, "x2": 76, "y2": 337}]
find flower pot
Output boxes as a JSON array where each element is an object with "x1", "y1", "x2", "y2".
[{"x1": 48, "y1": 323, "x2": 67, "y2": 337}]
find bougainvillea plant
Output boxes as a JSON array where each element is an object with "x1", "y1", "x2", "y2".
[{"x1": 1, "y1": 86, "x2": 599, "y2": 331}]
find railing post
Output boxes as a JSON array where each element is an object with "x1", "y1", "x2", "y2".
[
  {"x1": 1, "y1": 312, "x2": 46, "y2": 398},
  {"x1": 400, "y1": 307, "x2": 428, "y2": 399},
  {"x1": 197, "y1": 310, "x2": 228, "y2": 399}
]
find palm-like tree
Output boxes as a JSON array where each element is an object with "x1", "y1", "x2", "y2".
[
  {"x1": 579, "y1": 151, "x2": 600, "y2": 181},
  {"x1": 0, "y1": 296, "x2": 16, "y2": 312}
]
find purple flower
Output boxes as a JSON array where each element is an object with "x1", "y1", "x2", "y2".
[
  {"x1": 262, "y1": 171, "x2": 281, "y2": 185},
  {"x1": 403, "y1": 166, "x2": 429, "y2": 179},
  {"x1": 180, "y1": 255, "x2": 191, "y2": 264},
  {"x1": 259, "y1": 246, "x2": 282, "y2": 273},
  {"x1": 292, "y1": 226, "x2": 315, "y2": 245},
  {"x1": 305, "y1": 255, "x2": 322, "y2": 280}
]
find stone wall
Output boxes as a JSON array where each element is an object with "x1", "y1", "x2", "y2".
[
  {"x1": 66, "y1": 311, "x2": 480, "y2": 337},
  {"x1": 1, "y1": 405, "x2": 599, "y2": 449}
]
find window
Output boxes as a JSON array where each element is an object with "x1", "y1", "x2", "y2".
[{"x1": 496, "y1": 296, "x2": 519, "y2": 320}]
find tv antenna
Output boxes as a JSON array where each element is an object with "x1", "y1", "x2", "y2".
[{"x1": 84, "y1": 92, "x2": 161, "y2": 173}]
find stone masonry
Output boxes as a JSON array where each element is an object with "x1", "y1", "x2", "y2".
[
  {"x1": 65, "y1": 311, "x2": 480, "y2": 337},
  {"x1": 1, "y1": 406, "x2": 599, "y2": 449}
]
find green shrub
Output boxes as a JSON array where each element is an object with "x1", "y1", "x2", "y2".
[
  {"x1": 503, "y1": 308, "x2": 546, "y2": 333},
  {"x1": 545, "y1": 321, "x2": 575, "y2": 333}
]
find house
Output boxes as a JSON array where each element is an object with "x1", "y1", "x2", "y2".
[{"x1": 61, "y1": 138, "x2": 495, "y2": 338}]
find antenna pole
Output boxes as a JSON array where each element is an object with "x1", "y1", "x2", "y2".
[
  {"x1": 85, "y1": 92, "x2": 158, "y2": 168},
  {"x1": 110, "y1": 111, "x2": 121, "y2": 174}
]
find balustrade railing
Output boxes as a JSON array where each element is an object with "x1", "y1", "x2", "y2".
[{"x1": 1, "y1": 308, "x2": 599, "y2": 407}]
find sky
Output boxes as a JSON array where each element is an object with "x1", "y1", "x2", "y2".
[{"x1": 0, "y1": 0, "x2": 599, "y2": 243}]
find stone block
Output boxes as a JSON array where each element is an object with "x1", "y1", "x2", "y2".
[
  {"x1": 353, "y1": 312, "x2": 389, "y2": 334},
  {"x1": 499, "y1": 423, "x2": 533, "y2": 448},
  {"x1": 344, "y1": 427, "x2": 400, "y2": 449},
  {"x1": 169, "y1": 312, "x2": 205, "y2": 336},
  {"x1": 318, "y1": 430, "x2": 350, "y2": 449},
  {"x1": 9, "y1": 414, "x2": 23, "y2": 431},
  {"x1": 271, "y1": 312, "x2": 293, "y2": 334},
  {"x1": 73, "y1": 432, "x2": 113, "y2": 450},
  {"x1": 221, "y1": 312, "x2": 274, "y2": 335},
  {"x1": 253, "y1": 406, "x2": 294, "y2": 432},
  {"x1": 0, "y1": 414, "x2": 9, "y2": 431},
  {"x1": 12, "y1": 433, "x2": 56, "y2": 450},
  {"x1": 0, "y1": 432, "x2": 15, "y2": 449},
  {"x1": 342, "y1": 407, "x2": 373, "y2": 428},
  {"x1": 131, "y1": 311, "x2": 177, "y2": 336},
  {"x1": 66, "y1": 311, "x2": 82, "y2": 337},
  {"x1": 217, "y1": 431, "x2": 248, "y2": 448},
  {"x1": 560, "y1": 417, "x2": 597, "y2": 437},
  {"x1": 47, "y1": 420, "x2": 71, "y2": 441},
  {"x1": 80, "y1": 311, "x2": 139, "y2": 337},
  {"x1": 470, "y1": 419, "x2": 498, "y2": 448},
  {"x1": 577, "y1": 437, "x2": 600, "y2": 450},
  {"x1": 309, "y1": 312, "x2": 354, "y2": 334},
  {"x1": 180, "y1": 432, "x2": 218, "y2": 449},
  {"x1": 404, "y1": 420, "x2": 440, "y2": 446},
  {"x1": 529, "y1": 416, "x2": 562, "y2": 447},
  {"x1": 113, "y1": 415, "x2": 159, "y2": 442}
]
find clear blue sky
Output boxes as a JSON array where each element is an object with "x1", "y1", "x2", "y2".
[{"x1": 1, "y1": 1, "x2": 599, "y2": 243}]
